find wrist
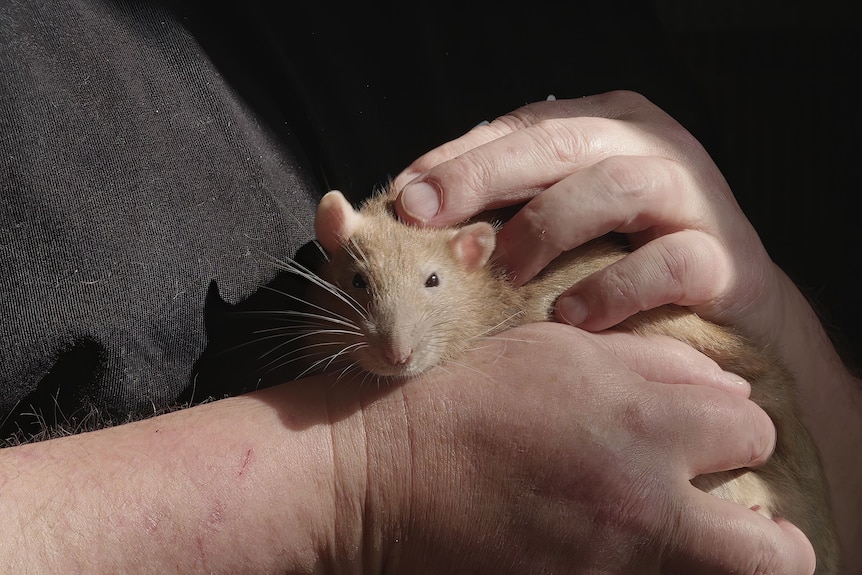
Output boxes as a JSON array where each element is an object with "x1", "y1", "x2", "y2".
[
  {"x1": 367, "y1": 389, "x2": 412, "y2": 572},
  {"x1": 351, "y1": 367, "x2": 501, "y2": 574},
  {"x1": 322, "y1": 381, "x2": 415, "y2": 574}
]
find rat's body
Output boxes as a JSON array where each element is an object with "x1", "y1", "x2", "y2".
[{"x1": 304, "y1": 188, "x2": 839, "y2": 573}]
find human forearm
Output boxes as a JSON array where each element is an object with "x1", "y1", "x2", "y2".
[
  {"x1": 771, "y1": 267, "x2": 862, "y2": 570},
  {"x1": 0, "y1": 382, "x2": 355, "y2": 575}
]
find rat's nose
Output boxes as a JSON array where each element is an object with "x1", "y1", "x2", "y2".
[{"x1": 384, "y1": 343, "x2": 413, "y2": 366}]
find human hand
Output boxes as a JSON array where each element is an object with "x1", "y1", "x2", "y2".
[
  {"x1": 392, "y1": 91, "x2": 784, "y2": 349},
  {"x1": 390, "y1": 91, "x2": 862, "y2": 566},
  {"x1": 351, "y1": 323, "x2": 815, "y2": 574}
]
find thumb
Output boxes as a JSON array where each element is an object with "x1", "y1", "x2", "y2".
[
  {"x1": 393, "y1": 114, "x2": 576, "y2": 226},
  {"x1": 393, "y1": 146, "x2": 548, "y2": 227},
  {"x1": 393, "y1": 122, "x2": 514, "y2": 226},
  {"x1": 394, "y1": 161, "x2": 511, "y2": 228}
]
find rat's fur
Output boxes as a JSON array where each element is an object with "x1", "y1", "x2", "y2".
[{"x1": 304, "y1": 187, "x2": 839, "y2": 573}]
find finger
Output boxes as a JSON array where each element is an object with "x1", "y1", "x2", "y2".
[
  {"x1": 632, "y1": 380, "x2": 776, "y2": 475},
  {"x1": 392, "y1": 120, "x2": 504, "y2": 192},
  {"x1": 670, "y1": 491, "x2": 817, "y2": 575},
  {"x1": 555, "y1": 230, "x2": 733, "y2": 331},
  {"x1": 496, "y1": 154, "x2": 705, "y2": 286},
  {"x1": 395, "y1": 115, "x2": 653, "y2": 226},
  {"x1": 591, "y1": 331, "x2": 750, "y2": 397},
  {"x1": 392, "y1": 90, "x2": 656, "y2": 194}
]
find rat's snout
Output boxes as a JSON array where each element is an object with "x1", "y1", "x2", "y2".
[
  {"x1": 362, "y1": 303, "x2": 434, "y2": 376},
  {"x1": 360, "y1": 313, "x2": 414, "y2": 369},
  {"x1": 383, "y1": 341, "x2": 413, "y2": 366}
]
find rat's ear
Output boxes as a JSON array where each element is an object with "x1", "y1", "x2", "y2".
[
  {"x1": 449, "y1": 222, "x2": 497, "y2": 272},
  {"x1": 315, "y1": 190, "x2": 362, "y2": 254}
]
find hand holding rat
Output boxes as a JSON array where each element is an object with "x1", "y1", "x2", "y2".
[
  {"x1": 392, "y1": 90, "x2": 781, "y2": 350},
  {"x1": 357, "y1": 324, "x2": 815, "y2": 574},
  {"x1": 392, "y1": 90, "x2": 862, "y2": 568}
]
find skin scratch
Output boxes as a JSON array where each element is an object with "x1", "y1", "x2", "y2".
[{"x1": 238, "y1": 447, "x2": 253, "y2": 477}]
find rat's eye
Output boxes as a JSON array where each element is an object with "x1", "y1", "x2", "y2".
[
  {"x1": 352, "y1": 273, "x2": 368, "y2": 290},
  {"x1": 424, "y1": 273, "x2": 439, "y2": 288}
]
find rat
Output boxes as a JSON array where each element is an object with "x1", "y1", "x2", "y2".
[{"x1": 297, "y1": 185, "x2": 840, "y2": 573}]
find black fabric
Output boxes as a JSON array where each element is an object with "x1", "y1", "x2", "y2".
[
  {"x1": 0, "y1": 1, "x2": 320, "y2": 437},
  {"x1": 1, "y1": 0, "x2": 859, "y2": 440}
]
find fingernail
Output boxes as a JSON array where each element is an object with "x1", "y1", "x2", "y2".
[
  {"x1": 557, "y1": 295, "x2": 589, "y2": 326},
  {"x1": 714, "y1": 370, "x2": 750, "y2": 397},
  {"x1": 400, "y1": 181, "x2": 440, "y2": 222},
  {"x1": 722, "y1": 371, "x2": 750, "y2": 387}
]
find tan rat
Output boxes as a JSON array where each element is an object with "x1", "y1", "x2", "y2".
[{"x1": 304, "y1": 186, "x2": 840, "y2": 573}]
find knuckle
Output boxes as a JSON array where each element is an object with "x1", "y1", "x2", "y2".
[
  {"x1": 530, "y1": 119, "x2": 592, "y2": 167},
  {"x1": 492, "y1": 108, "x2": 536, "y2": 132},
  {"x1": 711, "y1": 393, "x2": 775, "y2": 468},
  {"x1": 609, "y1": 89, "x2": 648, "y2": 104},
  {"x1": 620, "y1": 395, "x2": 663, "y2": 439},
  {"x1": 654, "y1": 241, "x2": 694, "y2": 293},
  {"x1": 598, "y1": 89, "x2": 653, "y2": 116},
  {"x1": 593, "y1": 156, "x2": 654, "y2": 206},
  {"x1": 651, "y1": 235, "x2": 726, "y2": 301},
  {"x1": 600, "y1": 259, "x2": 656, "y2": 314},
  {"x1": 432, "y1": 151, "x2": 493, "y2": 204},
  {"x1": 667, "y1": 234, "x2": 732, "y2": 303},
  {"x1": 516, "y1": 202, "x2": 569, "y2": 254},
  {"x1": 490, "y1": 114, "x2": 597, "y2": 172}
]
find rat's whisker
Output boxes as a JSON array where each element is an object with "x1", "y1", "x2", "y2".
[
  {"x1": 481, "y1": 334, "x2": 540, "y2": 345},
  {"x1": 441, "y1": 358, "x2": 494, "y2": 382},
  {"x1": 265, "y1": 257, "x2": 367, "y2": 319},
  {"x1": 245, "y1": 308, "x2": 362, "y2": 331}
]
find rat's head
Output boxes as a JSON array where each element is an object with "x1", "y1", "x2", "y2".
[{"x1": 313, "y1": 190, "x2": 499, "y2": 378}]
